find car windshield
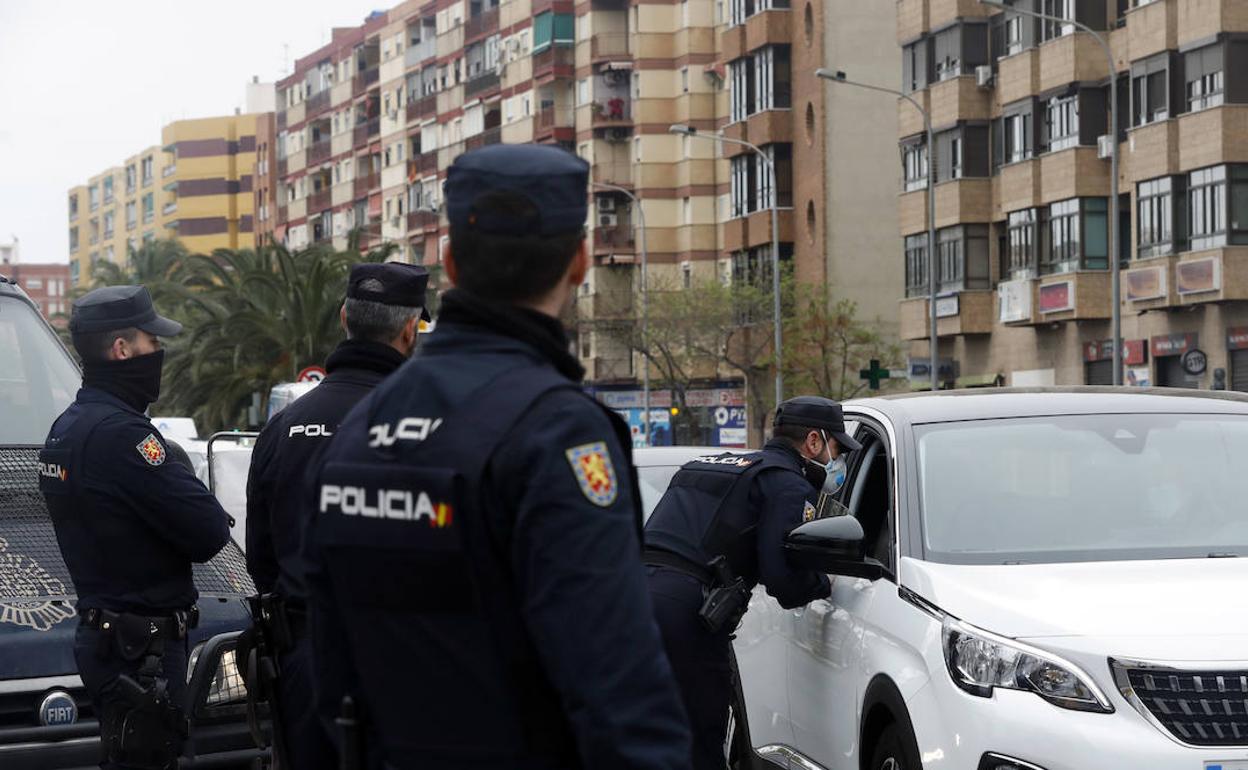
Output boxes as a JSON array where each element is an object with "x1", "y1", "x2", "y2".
[
  {"x1": 0, "y1": 295, "x2": 80, "y2": 445},
  {"x1": 917, "y1": 413, "x2": 1248, "y2": 564}
]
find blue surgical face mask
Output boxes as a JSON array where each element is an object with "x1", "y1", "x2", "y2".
[{"x1": 820, "y1": 431, "x2": 847, "y2": 496}]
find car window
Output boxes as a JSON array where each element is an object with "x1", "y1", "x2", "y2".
[
  {"x1": 0, "y1": 296, "x2": 80, "y2": 445},
  {"x1": 917, "y1": 413, "x2": 1248, "y2": 564}
]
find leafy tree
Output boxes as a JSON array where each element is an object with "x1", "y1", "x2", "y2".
[{"x1": 782, "y1": 289, "x2": 906, "y2": 401}]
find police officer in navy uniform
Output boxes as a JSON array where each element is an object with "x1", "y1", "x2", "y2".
[
  {"x1": 644, "y1": 396, "x2": 861, "y2": 770},
  {"x1": 38, "y1": 286, "x2": 231, "y2": 770},
  {"x1": 244, "y1": 262, "x2": 429, "y2": 768},
  {"x1": 303, "y1": 144, "x2": 691, "y2": 769}
]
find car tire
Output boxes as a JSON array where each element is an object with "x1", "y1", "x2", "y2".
[{"x1": 868, "y1": 723, "x2": 919, "y2": 770}]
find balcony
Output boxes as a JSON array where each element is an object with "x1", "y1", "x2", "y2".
[
  {"x1": 464, "y1": 71, "x2": 501, "y2": 100},
  {"x1": 354, "y1": 173, "x2": 380, "y2": 197},
  {"x1": 593, "y1": 162, "x2": 633, "y2": 188},
  {"x1": 353, "y1": 119, "x2": 381, "y2": 147},
  {"x1": 594, "y1": 219, "x2": 635, "y2": 256},
  {"x1": 277, "y1": 205, "x2": 288, "y2": 224},
  {"x1": 1125, "y1": 119, "x2": 1179, "y2": 184},
  {"x1": 1178, "y1": 105, "x2": 1248, "y2": 173},
  {"x1": 592, "y1": 98, "x2": 631, "y2": 126},
  {"x1": 464, "y1": 7, "x2": 499, "y2": 41},
  {"x1": 162, "y1": 165, "x2": 177, "y2": 178},
  {"x1": 162, "y1": 202, "x2": 177, "y2": 215},
  {"x1": 406, "y1": 94, "x2": 437, "y2": 123},
  {"x1": 532, "y1": 45, "x2": 575, "y2": 81},
  {"x1": 307, "y1": 89, "x2": 331, "y2": 117},
  {"x1": 307, "y1": 188, "x2": 332, "y2": 213},
  {"x1": 898, "y1": 290, "x2": 994, "y2": 340},
  {"x1": 277, "y1": 110, "x2": 287, "y2": 131},
  {"x1": 406, "y1": 210, "x2": 439, "y2": 233},
  {"x1": 591, "y1": 33, "x2": 630, "y2": 62},
  {"x1": 581, "y1": 290, "x2": 635, "y2": 320},
  {"x1": 464, "y1": 126, "x2": 503, "y2": 151},
  {"x1": 307, "y1": 140, "x2": 332, "y2": 166},
  {"x1": 277, "y1": 158, "x2": 288, "y2": 178},
  {"x1": 353, "y1": 68, "x2": 380, "y2": 96}
]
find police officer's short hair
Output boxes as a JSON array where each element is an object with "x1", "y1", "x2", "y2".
[
  {"x1": 449, "y1": 190, "x2": 584, "y2": 303},
  {"x1": 71, "y1": 327, "x2": 141, "y2": 364},
  {"x1": 773, "y1": 422, "x2": 821, "y2": 448},
  {"x1": 343, "y1": 278, "x2": 420, "y2": 343}
]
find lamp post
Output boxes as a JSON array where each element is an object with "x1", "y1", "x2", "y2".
[
  {"x1": 816, "y1": 68, "x2": 938, "y2": 391},
  {"x1": 592, "y1": 180, "x2": 651, "y2": 446},
  {"x1": 669, "y1": 124, "x2": 784, "y2": 407},
  {"x1": 980, "y1": 0, "x2": 1121, "y2": 384}
]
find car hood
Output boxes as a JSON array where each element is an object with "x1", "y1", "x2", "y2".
[{"x1": 899, "y1": 556, "x2": 1248, "y2": 639}]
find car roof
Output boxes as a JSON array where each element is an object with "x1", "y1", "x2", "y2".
[
  {"x1": 848, "y1": 387, "x2": 1248, "y2": 425},
  {"x1": 632, "y1": 446, "x2": 747, "y2": 466}
]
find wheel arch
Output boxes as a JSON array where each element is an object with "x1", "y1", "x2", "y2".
[{"x1": 858, "y1": 674, "x2": 920, "y2": 770}]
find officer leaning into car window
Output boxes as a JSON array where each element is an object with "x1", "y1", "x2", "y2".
[
  {"x1": 38, "y1": 286, "x2": 231, "y2": 770},
  {"x1": 301, "y1": 143, "x2": 692, "y2": 770},
  {"x1": 243, "y1": 262, "x2": 429, "y2": 769},
  {"x1": 644, "y1": 395, "x2": 861, "y2": 770}
]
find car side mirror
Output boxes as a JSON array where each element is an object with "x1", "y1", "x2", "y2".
[{"x1": 784, "y1": 516, "x2": 889, "y2": 581}]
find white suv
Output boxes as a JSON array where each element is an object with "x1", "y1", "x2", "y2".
[{"x1": 727, "y1": 389, "x2": 1248, "y2": 770}]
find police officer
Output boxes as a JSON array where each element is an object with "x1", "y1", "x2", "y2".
[
  {"x1": 303, "y1": 144, "x2": 691, "y2": 769},
  {"x1": 644, "y1": 396, "x2": 862, "y2": 770},
  {"x1": 38, "y1": 285, "x2": 231, "y2": 770},
  {"x1": 244, "y1": 262, "x2": 430, "y2": 768}
]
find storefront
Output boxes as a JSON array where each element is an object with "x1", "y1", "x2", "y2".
[
  {"x1": 589, "y1": 383, "x2": 747, "y2": 448},
  {"x1": 1151, "y1": 333, "x2": 1202, "y2": 388},
  {"x1": 1227, "y1": 328, "x2": 1248, "y2": 391},
  {"x1": 1082, "y1": 339, "x2": 1147, "y2": 386}
]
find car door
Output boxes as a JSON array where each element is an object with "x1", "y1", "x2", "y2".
[{"x1": 785, "y1": 422, "x2": 895, "y2": 768}]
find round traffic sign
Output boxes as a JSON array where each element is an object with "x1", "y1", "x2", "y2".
[
  {"x1": 296, "y1": 366, "x2": 327, "y2": 384},
  {"x1": 1181, "y1": 349, "x2": 1207, "y2": 376}
]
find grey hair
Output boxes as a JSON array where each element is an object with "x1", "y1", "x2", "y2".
[{"x1": 344, "y1": 278, "x2": 420, "y2": 343}]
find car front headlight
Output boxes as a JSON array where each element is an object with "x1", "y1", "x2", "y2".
[{"x1": 942, "y1": 616, "x2": 1113, "y2": 713}]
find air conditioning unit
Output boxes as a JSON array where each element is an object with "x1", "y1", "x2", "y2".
[
  {"x1": 598, "y1": 212, "x2": 619, "y2": 227},
  {"x1": 1097, "y1": 134, "x2": 1114, "y2": 160},
  {"x1": 975, "y1": 65, "x2": 994, "y2": 89},
  {"x1": 597, "y1": 196, "x2": 617, "y2": 213},
  {"x1": 605, "y1": 128, "x2": 630, "y2": 143}
]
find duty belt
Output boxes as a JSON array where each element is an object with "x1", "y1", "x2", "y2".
[
  {"x1": 80, "y1": 607, "x2": 199, "y2": 640},
  {"x1": 643, "y1": 547, "x2": 714, "y2": 585}
]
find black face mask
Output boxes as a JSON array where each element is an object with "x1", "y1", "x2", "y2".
[{"x1": 82, "y1": 349, "x2": 166, "y2": 412}]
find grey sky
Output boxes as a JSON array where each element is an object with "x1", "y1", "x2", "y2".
[{"x1": 0, "y1": 0, "x2": 386, "y2": 265}]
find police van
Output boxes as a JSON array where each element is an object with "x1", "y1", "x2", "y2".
[{"x1": 0, "y1": 275, "x2": 264, "y2": 766}]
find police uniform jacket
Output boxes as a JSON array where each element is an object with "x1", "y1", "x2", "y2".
[
  {"x1": 246, "y1": 339, "x2": 407, "y2": 601},
  {"x1": 645, "y1": 439, "x2": 831, "y2": 609},
  {"x1": 304, "y1": 290, "x2": 691, "y2": 770},
  {"x1": 39, "y1": 387, "x2": 231, "y2": 614}
]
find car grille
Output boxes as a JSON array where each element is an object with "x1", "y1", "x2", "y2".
[
  {"x1": 0, "y1": 686, "x2": 94, "y2": 729},
  {"x1": 1118, "y1": 662, "x2": 1248, "y2": 746},
  {"x1": 0, "y1": 447, "x2": 254, "y2": 599}
]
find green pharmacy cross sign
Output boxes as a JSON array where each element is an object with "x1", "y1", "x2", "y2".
[{"x1": 860, "y1": 359, "x2": 891, "y2": 390}]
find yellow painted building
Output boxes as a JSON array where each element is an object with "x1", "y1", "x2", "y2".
[{"x1": 68, "y1": 114, "x2": 262, "y2": 287}]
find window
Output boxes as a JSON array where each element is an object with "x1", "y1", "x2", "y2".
[
  {"x1": 904, "y1": 234, "x2": 928, "y2": 297},
  {"x1": 1043, "y1": 198, "x2": 1107, "y2": 274},
  {"x1": 1005, "y1": 208, "x2": 1041, "y2": 280},
  {"x1": 932, "y1": 23, "x2": 988, "y2": 83},
  {"x1": 902, "y1": 138, "x2": 928, "y2": 191},
  {"x1": 902, "y1": 39, "x2": 929, "y2": 93},
  {"x1": 1137, "y1": 177, "x2": 1176, "y2": 258},
  {"x1": 125, "y1": 165, "x2": 136, "y2": 193},
  {"x1": 69, "y1": 194, "x2": 79, "y2": 218},
  {"x1": 142, "y1": 193, "x2": 154, "y2": 224},
  {"x1": 1185, "y1": 43, "x2": 1224, "y2": 112},
  {"x1": 935, "y1": 124, "x2": 988, "y2": 181},
  {"x1": 933, "y1": 27, "x2": 961, "y2": 81},
  {"x1": 1131, "y1": 54, "x2": 1170, "y2": 126},
  {"x1": 1004, "y1": 108, "x2": 1033, "y2": 163},
  {"x1": 89, "y1": 185, "x2": 99, "y2": 210},
  {"x1": 1189, "y1": 166, "x2": 1227, "y2": 250},
  {"x1": 26, "y1": 278, "x2": 42, "y2": 290},
  {"x1": 103, "y1": 211, "x2": 115, "y2": 238},
  {"x1": 727, "y1": 0, "x2": 790, "y2": 27},
  {"x1": 731, "y1": 45, "x2": 791, "y2": 122},
  {"x1": 1044, "y1": 93, "x2": 1079, "y2": 151},
  {"x1": 69, "y1": 227, "x2": 78, "y2": 251},
  {"x1": 681, "y1": 67, "x2": 689, "y2": 93},
  {"x1": 1004, "y1": 12, "x2": 1026, "y2": 56},
  {"x1": 125, "y1": 201, "x2": 136, "y2": 230},
  {"x1": 730, "y1": 144, "x2": 792, "y2": 216},
  {"x1": 1040, "y1": 0, "x2": 1074, "y2": 41},
  {"x1": 935, "y1": 225, "x2": 990, "y2": 292},
  {"x1": 103, "y1": 177, "x2": 114, "y2": 204}
]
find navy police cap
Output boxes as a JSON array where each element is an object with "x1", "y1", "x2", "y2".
[
  {"x1": 445, "y1": 144, "x2": 589, "y2": 237},
  {"x1": 774, "y1": 396, "x2": 863, "y2": 452},
  {"x1": 69, "y1": 285, "x2": 182, "y2": 337},
  {"x1": 347, "y1": 262, "x2": 433, "y2": 321}
]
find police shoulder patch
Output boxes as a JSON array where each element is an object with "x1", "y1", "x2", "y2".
[
  {"x1": 565, "y1": 441, "x2": 619, "y2": 507},
  {"x1": 136, "y1": 434, "x2": 166, "y2": 467}
]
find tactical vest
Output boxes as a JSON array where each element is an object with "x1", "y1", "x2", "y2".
[
  {"x1": 644, "y1": 450, "x2": 797, "y2": 587},
  {"x1": 313, "y1": 364, "x2": 641, "y2": 767}
]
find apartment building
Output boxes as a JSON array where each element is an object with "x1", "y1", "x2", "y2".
[
  {"x1": 68, "y1": 111, "x2": 268, "y2": 286},
  {"x1": 896, "y1": 0, "x2": 1248, "y2": 389},
  {"x1": 7, "y1": 263, "x2": 72, "y2": 324}
]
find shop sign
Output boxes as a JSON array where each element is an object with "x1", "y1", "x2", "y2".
[
  {"x1": 1083, "y1": 339, "x2": 1147, "y2": 364},
  {"x1": 597, "y1": 389, "x2": 672, "y2": 409},
  {"x1": 1126, "y1": 367, "x2": 1151, "y2": 387},
  {"x1": 1038, "y1": 281, "x2": 1074, "y2": 314},
  {"x1": 1176, "y1": 257, "x2": 1221, "y2": 296},
  {"x1": 1125, "y1": 266, "x2": 1167, "y2": 301},
  {"x1": 1124, "y1": 339, "x2": 1147, "y2": 366},
  {"x1": 908, "y1": 358, "x2": 959, "y2": 382},
  {"x1": 713, "y1": 406, "x2": 748, "y2": 448},
  {"x1": 1227, "y1": 327, "x2": 1248, "y2": 351},
  {"x1": 1150, "y1": 332, "x2": 1198, "y2": 358},
  {"x1": 684, "y1": 388, "x2": 746, "y2": 408},
  {"x1": 998, "y1": 279, "x2": 1031, "y2": 323},
  {"x1": 935, "y1": 295, "x2": 959, "y2": 319}
]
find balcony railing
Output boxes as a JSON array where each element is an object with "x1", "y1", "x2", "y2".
[
  {"x1": 593, "y1": 221, "x2": 635, "y2": 253},
  {"x1": 418, "y1": 151, "x2": 438, "y2": 174},
  {"x1": 353, "y1": 68, "x2": 380, "y2": 95},
  {"x1": 307, "y1": 189, "x2": 332, "y2": 212},
  {"x1": 464, "y1": 7, "x2": 499, "y2": 40},
  {"x1": 407, "y1": 210, "x2": 439, "y2": 232},
  {"x1": 532, "y1": 45, "x2": 575, "y2": 77},
  {"x1": 536, "y1": 107, "x2": 573, "y2": 132},
  {"x1": 464, "y1": 71, "x2": 501, "y2": 100},
  {"x1": 593, "y1": 162, "x2": 633, "y2": 187},
  {"x1": 353, "y1": 119, "x2": 380, "y2": 146},
  {"x1": 308, "y1": 140, "x2": 332, "y2": 165},
  {"x1": 162, "y1": 202, "x2": 177, "y2": 215},
  {"x1": 354, "y1": 173, "x2": 380, "y2": 197},
  {"x1": 591, "y1": 33, "x2": 630, "y2": 60},
  {"x1": 465, "y1": 126, "x2": 503, "y2": 151},
  {"x1": 277, "y1": 205, "x2": 288, "y2": 223},
  {"x1": 406, "y1": 94, "x2": 437, "y2": 122},
  {"x1": 277, "y1": 158, "x2": 288, "y2": 178},
  {"x1": 405, "y1": 39, "x2": 437, "y2": 67},
  {"x1": 592, "y1": 99, "x2": 631, "y2": 125},
  {"x1": 307, "y1": 89, "x2": 331, "y2": 116},
  {"x1": 162, "y1": 165, "x2": 177, "y2": 178}
]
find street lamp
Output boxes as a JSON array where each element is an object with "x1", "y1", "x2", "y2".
[
  {"x1": 815, "y1": 68, "x2": 939, "y2": 391},
  {"x1": 592, "y1": 180, "x2": 651, "y2": 446},
  {"x1": 978, "y1": 0, "x2": 1122, "y2": 385},
  {"x1": 669, "y1": 124, "x2": 784, "y2": 407}
]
